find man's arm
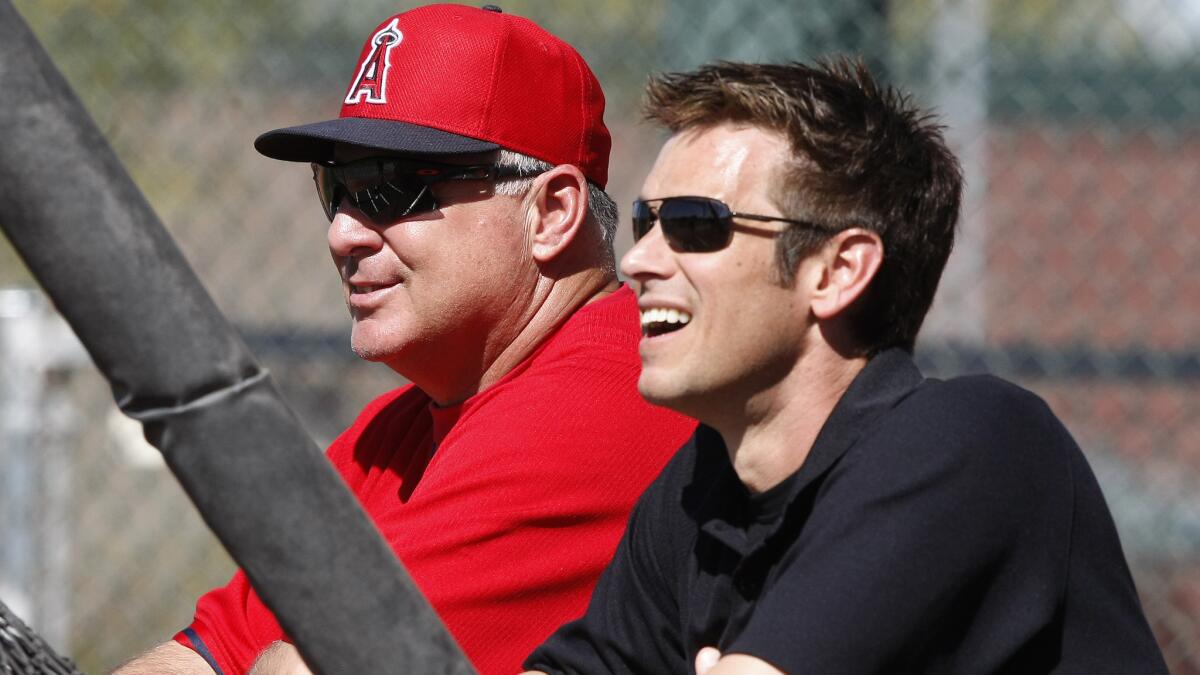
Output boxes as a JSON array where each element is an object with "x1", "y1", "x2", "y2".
[
  {"x1": 247, "y1": 641, "x2": 312, "y2": 675},
  {"x1": 109, "y1": 640, "x2": 214, "y2": 675}
]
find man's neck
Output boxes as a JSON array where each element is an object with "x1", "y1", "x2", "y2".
[
  {"x1": 401, "y1": 270, "x2": 619, "y2": 406},
  {"x1": 473, "y1": 270, "x2": 619, "y2": 392},
  {"x1": 711, "y1": 347, "x2": 867, "y2": 494}
]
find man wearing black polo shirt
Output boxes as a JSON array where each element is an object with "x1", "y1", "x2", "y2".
[{"x1": 525, "y1": 59, "x2": 1167, "y2": 674}]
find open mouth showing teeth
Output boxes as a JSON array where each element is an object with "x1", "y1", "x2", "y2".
[{"x1": 640, "y1": 308, "x2": 692, "y2": 337}]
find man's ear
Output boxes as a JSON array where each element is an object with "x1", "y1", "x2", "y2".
[
  {"x1": 808, "y1": 228, "x2": 884, "y2": 320},
  {"x1": 527, "y1": 164, "x2": 589, "y2": 264}
]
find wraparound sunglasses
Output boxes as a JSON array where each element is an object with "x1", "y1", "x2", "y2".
[
  {"x1": 632, "y1": 196, "x2": 829, "y2": 252},
  {"x1": 312, "y1": 156, "x2": 541, "y2": 225}
]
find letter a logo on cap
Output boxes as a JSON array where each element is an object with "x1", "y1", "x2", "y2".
[{"x1": 345, "y1": 18, "x2": 403, "y2": 105}]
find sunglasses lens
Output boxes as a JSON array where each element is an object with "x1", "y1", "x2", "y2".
[
  {"x1": 659, "y1": 198, "x2": 732, "y2": 253},
  {"x1": 312, "y1": 164, "x2": 340, "y2": 221},
  {"x1": 312, "y1": 161, "x2": 436, "y2": 224},
  {"x1": 631, "y1": 200, "x2": 656, "y2": 241}
]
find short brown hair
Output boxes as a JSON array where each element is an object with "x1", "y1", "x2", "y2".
[{"x1": 643, "y1": 58, "x2": 963, "y2": 356}]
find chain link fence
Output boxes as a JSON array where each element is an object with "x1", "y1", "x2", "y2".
[{"x1": 1, "y1": 0, "x2": 1197, "y2": 672}]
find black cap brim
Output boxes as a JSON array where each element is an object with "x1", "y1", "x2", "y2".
[{"x1": 254, "y1": 117, "x2": 501, "y2": 163}]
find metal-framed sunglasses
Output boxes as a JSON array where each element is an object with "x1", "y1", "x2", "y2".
[
  {"x1": 632, "y1": 196, "x2": 829, "y2": 252},
  {"x1": 311, "y1": 156, "x2": 540, "y2": 225}
]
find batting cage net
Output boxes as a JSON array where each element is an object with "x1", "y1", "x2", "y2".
[{"x1": 1, "y1": 0, "x2": 1197, "y2": 672}]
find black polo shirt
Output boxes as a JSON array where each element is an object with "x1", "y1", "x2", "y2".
[{"x1": 526, "y1": 349, "x2": 1166, "y2": 674}]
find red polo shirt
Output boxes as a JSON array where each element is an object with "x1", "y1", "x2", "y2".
[{"x1": 176, "y1": 286, "x2": 695, "y2": 674}]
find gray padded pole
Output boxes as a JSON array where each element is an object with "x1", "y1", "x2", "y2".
[{"x1": 0, "y1": 3, "x2": 472, "y2": 673}]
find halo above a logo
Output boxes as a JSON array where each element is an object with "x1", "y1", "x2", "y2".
[{"x1": 344, "y1": 18, "x2": 403, "y2": 105}]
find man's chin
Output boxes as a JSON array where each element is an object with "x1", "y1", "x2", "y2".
[
  {"x1": 350, "y1": 333, "x2": 403, "y2": 364},
  {"x1": 351, "y1": 346, "x2": 389, "y2": 363},
  {"x1": 637, "y1": 376, "x2": 686, "y2": 412}
]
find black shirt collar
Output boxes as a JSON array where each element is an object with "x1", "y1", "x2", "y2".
[{"x1": 697, "y1": 348, "x2": 926, "y2": 552}]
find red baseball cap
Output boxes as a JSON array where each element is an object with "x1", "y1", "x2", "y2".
[{"x1": 254, "y1": 4, "x2": 611, "y2": 187}]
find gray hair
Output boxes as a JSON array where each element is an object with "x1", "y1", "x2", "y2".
[{"x1": 493, "y1": 149, "x2": 619, "y2": 248}]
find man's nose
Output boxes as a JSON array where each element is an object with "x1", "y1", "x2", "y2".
[
  {"x1": 327, "y1": 204, "x2": 383, "y2": 258},
  {"x1": 620, "y1": 223, "x2": 674, "y2": 282}
]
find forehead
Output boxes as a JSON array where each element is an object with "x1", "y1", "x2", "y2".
[{"x1": 641, "y1": 123, "x2": 788, "y2": 203}]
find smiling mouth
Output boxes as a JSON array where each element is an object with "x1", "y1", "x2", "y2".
[
  {"x1": 640, "y1": 307, "x2": 692, "y2": 337},
  {"x1": 347, "y1": 277, "x2": 404, "y2": 295}
]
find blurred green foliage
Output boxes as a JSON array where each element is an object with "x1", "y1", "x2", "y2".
[
  {"x1": 5, "y1": 0, "x2": 1198, "y2": 287},
  {"x1": 11, "y1": 1, "x2": 671, "y2": 96}
]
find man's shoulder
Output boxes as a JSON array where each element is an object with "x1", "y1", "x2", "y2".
[
  {"x1": 335, "y1": 383, "x2": 429, "y2": 444},
  {"x1": 482, "y1": 287, "x2": 693, "y2": 435},
  {"x1": 891, "y1": 372, "x2": 1063, "y2": 440},
  {"x1": 855, "y1": 372, "x2": 1078, "y2": 487},
  {"x1": 467, "y1": 365, "x2": 695, "y2": 466},
  {"x1": 360, "y1": 383, "x2": 427, "y2": 419},
  {"x1": 910, "y1": 371, "x2": 1047, "y2": 412},
  {"x1": 533, "y1": 285, "x2": 642, "y2": 366}
]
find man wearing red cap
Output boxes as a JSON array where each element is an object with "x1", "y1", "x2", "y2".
[{"x1": 113, "y1": 5, "x2": 693, "y2": 675}]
